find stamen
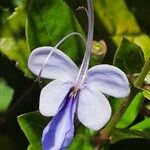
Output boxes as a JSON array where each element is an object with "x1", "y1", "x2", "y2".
[
  {"x1": 35, "y1": 32, "x2": 86, "y2": 83},
  {"x1": 75, "y1": 0, "x2": 94, "y2": 88},
  {"x1": 69, "y1": 86, "x2": 80, "y2": 98},
  {"x1": 55, "y1": 32, "x2": 86, "y2": 48}
]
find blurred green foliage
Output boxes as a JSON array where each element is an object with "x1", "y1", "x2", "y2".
[{"x1": 0, "y1": 78, "x2": 14, "y2": 113}]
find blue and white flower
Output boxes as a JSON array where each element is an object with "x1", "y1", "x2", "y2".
[{"x1": 28, "y1": 0, "x2": 130, "y2": 149}]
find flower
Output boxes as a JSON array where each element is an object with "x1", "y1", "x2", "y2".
[{"x1": 28, "y1": 0, "x2": 130, "y2": 149}]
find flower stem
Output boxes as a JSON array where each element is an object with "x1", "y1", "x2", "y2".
[{"x1": 135, "y1": 57, "x2": 150, "y2": 88}]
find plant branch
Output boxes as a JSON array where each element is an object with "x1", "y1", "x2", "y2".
[{"x1": 135, "y1": 57, "x2": 150, "y2": 88}]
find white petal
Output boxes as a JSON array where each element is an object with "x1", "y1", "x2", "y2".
[
  {"x1": 39, "y1": 80, "x2": 73, "y2": 116},
  {"x1": 28, "y1": 46, "x2": 79, "y2": 80},
  {"x1": 77, "y1": 86, "x2": 111, "y2": 130},
  {"x1": 87, "y1": 64, "x2": 130, "y2": 98}
]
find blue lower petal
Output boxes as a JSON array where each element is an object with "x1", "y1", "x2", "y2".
[{"x1": 42, "y1": 91, "x2": 77, "y2": 150}]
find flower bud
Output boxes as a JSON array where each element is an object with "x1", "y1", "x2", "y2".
[{"x1": 92, "y1": 40, "x2": 107, "y2": 62}]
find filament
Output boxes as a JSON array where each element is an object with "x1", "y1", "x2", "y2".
[{"x1": 75, "y1": 0, "x2": 94, "y2": 88}]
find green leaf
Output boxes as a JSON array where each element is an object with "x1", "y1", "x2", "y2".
[
  {"x1": 113, "y1": 35, "x2": 150, "y2": 59},
  {"x1": 111, "y1": 128, "x2": 150, "y2": 144},
  {"x1": 17, "y1": 111, "x2": 50, "y2": 150},
  {"x1": 130, "y1": 118, "x2": 150, "y2": 131},
  {"x1": 109, "y1": 97, "x2": 121, "y2": 114},
  {"x1": 94, "y1": 0, "x2": 140, "y2": 35},
  {"x1": 0, "y1": 6, "x2": 31, "y2": 77},
  {"x1": 0, "y1": 78, "x2": 14, "y2": 113},
  {"x1": 69, "y1": 127, "x2": 95, "y2": 150},
  {"x1": 0, "y1": 37, "x2": 30, "y2": 77},
  {"x1": 27, "y1": 145, "x2": 36, "y2": 150},
  {"x1": 0, "y1": 7, "x2": 11, "y2": 28},
  {"x1": 26, "y1": 0, "x2": 84, "y2": 63},
  {"x1": 94, "y1": 0, "x2": 150, "y2": 59},
  {"x1": 116, "y1": 92, "x2": 144, "y2": 128},
  {"x1": 3, "y1": 6, "x2": 25, "y2": 35},
  {"x1": 143, "y1": 90, "x2": 150, "y2": 100},
  {"x1": 145, "y1": 71, "x2": 150, "y2": 84},
  {"x1": 113, "y1": 38, "x2": 144, "y2": 74}
]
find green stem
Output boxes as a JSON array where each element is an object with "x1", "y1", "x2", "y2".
[
  {"x1": 135, "y1": 57, "x2": 150, "y2": 88},
  {"x1": 99, "y1": 87, "x2": 137, "y2": 142}
]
